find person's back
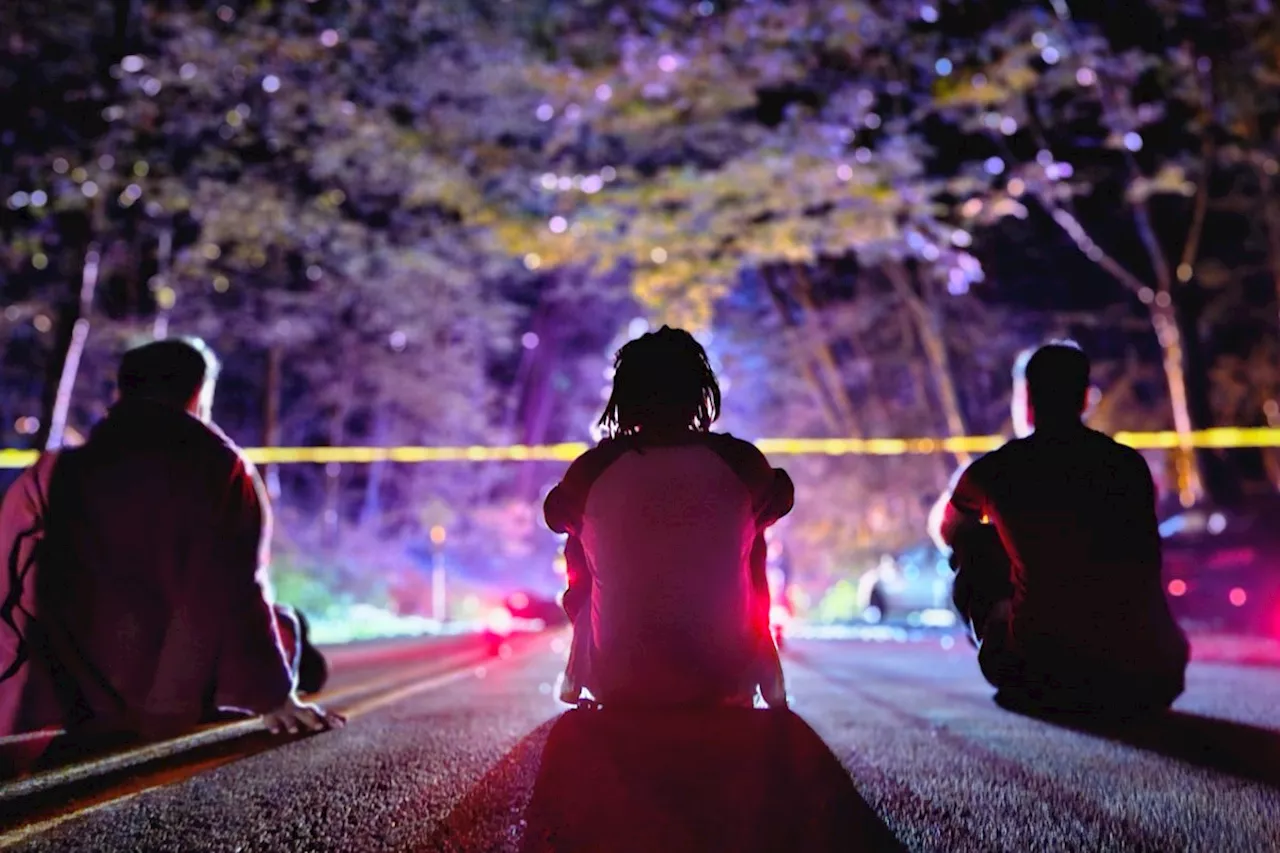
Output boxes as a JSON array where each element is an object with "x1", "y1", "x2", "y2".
[
  {"x1": 2, "y1": 337, "x2": 338, "y2": 737},
  {"x1": 547, "y1": 327, "x2": 791, "y2": 707},
  {"x1": 966, "y1": 426, "x2": 1185, "y2": 679},
  {"x1": 44, "y1": 400, "x2": 288, "y2": 729},
  {"x1": 579, "y1": 435, "x2": 771, "y2": 704},
  {"x1": 935, "y1": 341, "x2": 1188, "y2": 712}
]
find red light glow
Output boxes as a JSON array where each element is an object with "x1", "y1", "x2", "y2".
[
  {"x1": 510, "y1": 592, "x2": 529, "y2": 610},
  {"x1": 1229, "y1": 587, "x2": 1248, "y2": 607},
  {"x1": 1168, "y1": 579, "x2": 1187, "y2": 597}
]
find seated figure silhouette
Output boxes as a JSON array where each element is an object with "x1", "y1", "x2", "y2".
[
  {"x1": 0, "y1": 338, "x2": 341, "y2": 744},
  {"x1": 544, "y1": 327, "x2": 791, "y2": 709},
  {"x1": 930, "y1": 341, "x2": 1189, "y2": 716}
]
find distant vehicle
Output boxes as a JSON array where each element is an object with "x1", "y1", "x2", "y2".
[
  {"x1": 482, "y1": 591, "x2": 565, "y2": 656},
  {"x1": 1160, "y1": 495, "x2": 1280, "y2": 636},
  {"x1": 857, "y1": 543, "x2": 954, "y2": 624},
  {"x1": 503, "y1": 591, "x2": 570, "y2": 628}
]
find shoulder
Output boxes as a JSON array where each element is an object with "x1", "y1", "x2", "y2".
[
  {"x1": 962, "y1": 441, "x2": 1013, "y2": 480},
  {"x1": 704, "y1": 432, "x2": 772, "y2": 472},
  {"x1": 564, "y1": 437, "x2": 632, "y2": 486},
  {"x1": 545, "y1": 438, "x2": 633, "y2": 532},
  {"x1": 1092, "y1": 430, "x2": 1153, "y2": 478},
  {"x1": 197, "y1": 419, "x2": 255, "y2": 475},
  {"x1": 2, "y1": 452, "x2": 58, "y2": 509}
]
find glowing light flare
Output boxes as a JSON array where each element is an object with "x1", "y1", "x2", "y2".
[
  {"x1": 510, "y1": 592, "x2": 530, "y2": 611},
  {"x1": 1167, "y1": 579, "x2": 1187, "y2": 597},
  {"x1": 487, "y1": 607, "x2": 514, "y2": 635},
  {"x1": 1229, "y1": 588, "x2": 1248, "y2": 607}
]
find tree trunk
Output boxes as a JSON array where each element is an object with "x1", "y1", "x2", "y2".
[
  {"x1": 1130, "y1": 195, "x2": 1205, "y2": 507},
  {"x1": 262, "y1": 344, "x2": 282, "y2": 501},
  {"x1": 151, "y1": 225, "x2": 174, "y2": 339},
  {"x1": 519, "y1": 326, "x2": 558, "y2": 499},
  {"x1": 1172, "y1": 285, "x2": 1240, "y2": 503},
  {"x1": 38, "y1": 245, "x2": 101, "y2": 450},
  {"x1": 789, "y1": 265, "x2": 865, "y2": 437},
  {"x1": 1146, "y1": 299, "x2": 1201, "y2": 506},
  {"x1": 323, "y1": 391, "x2": 350, "y2": 551},
  {"x1": 760, "y1": 268, "x2": 849, "y2": 436},
  {"x1": 359, "y1": 409, "x2": 389, "y2": 528},
  {"x1": 885, "y1": 262, "x2": 971, "y2": 467}
]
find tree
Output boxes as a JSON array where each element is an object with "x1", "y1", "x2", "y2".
[{"x1": 908, "y1": 0, "x2": 1280, "y2": 503}]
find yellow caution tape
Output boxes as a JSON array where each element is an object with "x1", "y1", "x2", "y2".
[{"x1": 2, "y1": 427, "x2": 1278, "y2": 469}]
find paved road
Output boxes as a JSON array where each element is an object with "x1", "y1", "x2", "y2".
[{"x1": 4, "y1": 635, "x2": 1280, "y2": 852}]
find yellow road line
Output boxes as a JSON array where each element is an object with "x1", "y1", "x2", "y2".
[
  {"x1": 311, "y1": 647, "x2": 487, "y2": 704},
  {"x1": 340, "y1": 666, "x2": 480, "y2": 719},
  {"x1": 0, "y1": 647, "x2": 527, "y2": 847},
  {"x1": 0, "y1": 719, "x2": 264, "y2": 803},
  {"x1": 0, "y1": 791, "x2": 146, "y2": 848},
  {"x1": 0, "y1": 647, "x2": 489, "y2": 803}
]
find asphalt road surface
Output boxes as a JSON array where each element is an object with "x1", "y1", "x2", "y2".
[{"x1": 3, "y1": 634, "x2": 1279, "y2": 853}]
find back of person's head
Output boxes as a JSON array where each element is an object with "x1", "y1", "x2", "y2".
[
  {"x1": 1013, "y1": 340, "x2": 1090, "y2": 426},
  {"x1": 599, "y1": 326, "x2": 721, "y2": 437},
  {"x1": 117, "y1": 337, "x2": 220, "y2": 411}
]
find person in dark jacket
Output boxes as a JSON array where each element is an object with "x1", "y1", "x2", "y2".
[
  {"x1": 0, "y1": 337, "x2": 341, "y2": 738},
  {"x1": 930, "y1": 341, "x2": 1188, "y2": 716}
]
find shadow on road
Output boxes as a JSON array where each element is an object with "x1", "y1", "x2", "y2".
[
  {"x1": 1018, "y1": 708, "x2": 1280, "y2": 790},
  {"x1": 518, "y1": 707, "x2": 904, "y2": 853}
]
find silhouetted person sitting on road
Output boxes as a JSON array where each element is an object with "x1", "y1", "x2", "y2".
[
  {"x1": 545, "y1": 326, "x2": 792, "y2": 708},
  {"x1": 0, "y1": 338, "x2": 342, "y2": 739},
  {"x1": 930, "y1": 341, "x2": 1189, "y2": 716}
]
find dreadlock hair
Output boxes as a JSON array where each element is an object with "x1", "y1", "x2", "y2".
[{"x1": 598, "y1": 326, "x2": 721, "y2": 438}]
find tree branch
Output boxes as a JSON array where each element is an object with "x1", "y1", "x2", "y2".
[{"x1": 1039, "y1": 200, "x2": 1151, "y2": 297}]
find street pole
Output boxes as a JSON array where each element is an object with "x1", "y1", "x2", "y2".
[{"x1": 430, "y1": 525, "x2": 447, "y2": 623}]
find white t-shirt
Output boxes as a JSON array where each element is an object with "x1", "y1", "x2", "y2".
[{"x1": 545, "y1": 432, "x2": 792, "y2": 704}]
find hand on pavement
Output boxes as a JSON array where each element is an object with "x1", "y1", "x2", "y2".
[{"x1": 262, "y1": 695, "x2": 346, "y2": 735}]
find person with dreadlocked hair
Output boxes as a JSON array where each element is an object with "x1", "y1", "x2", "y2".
[{"x1": 544, "y1": 326, "x2": 792, "y2": 709}]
